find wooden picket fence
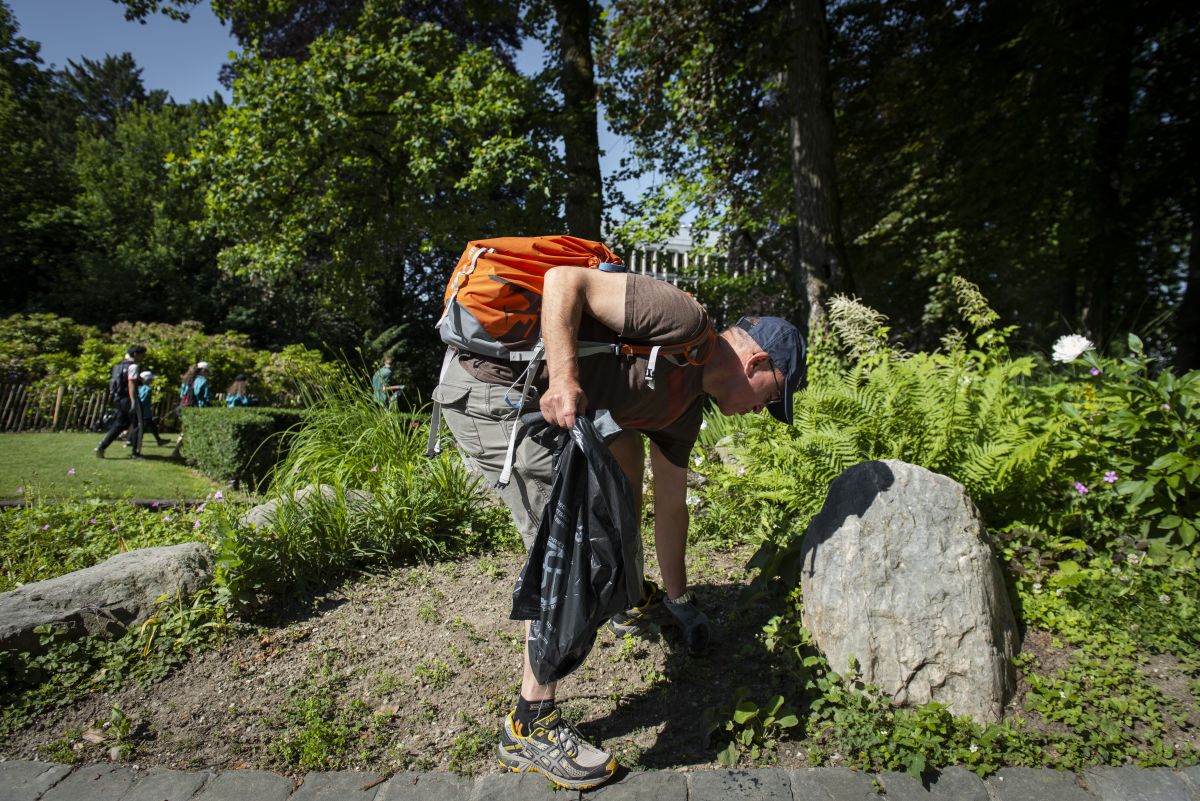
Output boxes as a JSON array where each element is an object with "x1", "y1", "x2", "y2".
[{"x1": 0, "y1": 382, "x2": 183, "y2": 433}]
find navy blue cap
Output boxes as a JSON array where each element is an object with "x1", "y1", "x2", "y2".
[{"x1": 737, "y1": 316, "x2": 807, "y2": 424}]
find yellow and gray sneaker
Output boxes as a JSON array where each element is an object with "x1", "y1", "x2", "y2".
[
  {"x1": 497, "y1": 709, "x2": 617, "y2": 790},
  {"x1": 608, "y1": 579, "x2": 673, "y2": 636}
]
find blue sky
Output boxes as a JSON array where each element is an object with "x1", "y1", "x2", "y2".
[
  {"x1": 6, "y1": 0, "x2": 651, "y2": 209},
  {"x1": 8, "y1": 0, "x2": 236, "y2": 103}
]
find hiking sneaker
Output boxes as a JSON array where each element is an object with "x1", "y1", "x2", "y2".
[
  {"x1": 497, "y1": 709, "x2": 617, "y2": 790},
  {"x1": 608, "y1": 579, "x2": 674, "y2": 636}
]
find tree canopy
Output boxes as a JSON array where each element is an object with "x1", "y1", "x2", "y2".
[{"x1": 1, "y1": 0, "x2": 1196, "y2": 369}]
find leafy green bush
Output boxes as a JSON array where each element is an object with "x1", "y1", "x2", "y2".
[
  {"x1": 207, "y1": 371, "x2": 515, "y2": 609},
  {"x1": 0, "y1": 313, "x2": 334, "y2": 407},
  {"x1": 1047, "y1": 335, "x2": 1200, "y2": 560},
  {"x1": 181, "y1": 407, "x2": 305, "y2": 488}
]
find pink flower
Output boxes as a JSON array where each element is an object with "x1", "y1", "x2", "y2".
[
  {"x1": 67, "y1": 468, "x2": 76, "y2": 476},
  {"x1": 41, "y1": 524, "x2": 50, "y2": 531},
  {"x1": 197, "y1": 503, "x2": 206, "y2": 513},
  {"x1": 162, "y1": 514, "x2": 171, "y2": 522},
  {"x1": 1162, "y1": 403, "x2": 1171, "y2": 411},
  {"x1": 369, "y1": 465, "x2": 379, "y2": 473},
  {"x1": 1089, "y1": 367, "x2": 1101, "y2": 376},
  {"x1": 193, "y1": 520, "x2": 202, "y2": 529},
  {"x1": 1075, "y1": 482, "x2": 1089, "y2": 495},
  {"x1": 1104, "y1": 471, "x2": 1118, "y2": 484},
  {"x1": 89, "y1": 518, "x2": 97, "y2": 524},
  {"x1": 15, "y1": 486, "x2": 23, "y2": 494},
  {"x1": 214, "y1": 490, "x2": 224, "y2": 502}
]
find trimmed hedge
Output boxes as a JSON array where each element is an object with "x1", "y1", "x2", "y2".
[{"x1": 180, "y1": 407, "x2": 304, "y2": 489}]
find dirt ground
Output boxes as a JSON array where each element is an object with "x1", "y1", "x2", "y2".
[
  {"x1": 1, "y1": 545, "x2": 792, "y2": 776},
  {"x1": 2, "y1": 544, "x2": 1197, "y2": 778}
]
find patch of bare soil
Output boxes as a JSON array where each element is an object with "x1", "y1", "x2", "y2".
[
  {"x1": 0, "y1": 545, "x2": 793, "y2": 776},
  {"x1": 3, "y1": 545, "x2": 1197, "y2": 778}
]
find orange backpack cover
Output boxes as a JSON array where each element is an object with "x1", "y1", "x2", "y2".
[{"x1": 436, "y1": 235, "x2": 624, "y2": 358}]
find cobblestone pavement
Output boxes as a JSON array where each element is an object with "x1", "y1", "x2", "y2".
[{"x1": 2, "y1": 762, "x2": 1200, "y2": 801}]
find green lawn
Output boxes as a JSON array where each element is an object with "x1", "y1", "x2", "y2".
[{"x1": 0, "y1": 432, "x2": 223, "y2": 500}]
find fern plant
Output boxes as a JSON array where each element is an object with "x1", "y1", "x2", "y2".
[{"x1": 702, "y1": 280, "x2": 1067, "y2": 590}]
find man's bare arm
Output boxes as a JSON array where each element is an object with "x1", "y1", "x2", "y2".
[{"x1": 539, "y1": 267, "x2": 627, "y2": 429}]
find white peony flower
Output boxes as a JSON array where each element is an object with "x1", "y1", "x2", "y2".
[{"x1": 1052, "y1": 334, "x2": 1094, "y2": 363}]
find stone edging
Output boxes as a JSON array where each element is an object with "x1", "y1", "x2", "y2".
[{"x1": 2, "y1": 761, "x2": 1199, "y2": 800}]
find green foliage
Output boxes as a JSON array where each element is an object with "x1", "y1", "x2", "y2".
[
  {"x1": 1012, "y1": 553, "x2": 1199, "y2": 769},
  {"x1": 1050, "y1": 335, "x2": 1200, "y2": 559},
  {"x1": 208, "y1": 372, "x2": 515, "y2": 609},
  {"x1": 55, "y1": 99, "x2": 225, "y2": 326},
  {"x1": 702, "y1": 686, "x2": 799, "y2": 767},
  {"x1": 0, "y1": 498, "x2": 221, "y2": 591},
  {"x1": 270, "y1": 686, "x2": 367, "y2": 771},
  {"x1": 0, "y1": 312, "x2": 334, "y2": 407},
  {"x1": 180, "y1": 406, "x2": 304, "y2": 488},
  {"x1": 697, "y1": 280, "x2": 1198, "y2": 776},
  {"x1": 1022, "y1": 553, "x2": 1200, "y2": 678},
  {"x1": 185, "y1": 1, "x2": 561, "y2": 329},
  {"x1": 447, "y1": 716, "x2": 496, "y2": 776},
  {"x1": 701, "y1": 288, "x2": 1064, "y2": 593},
  {"x1": 0, "y1": 313, "x2": 93, "y2": 380},
  {"x1": 0, "y1": 589, "x2": 227, "y2": 737}
]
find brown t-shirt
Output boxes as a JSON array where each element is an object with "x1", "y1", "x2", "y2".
[{"x1": 458, "y1": 274, "x2": 714, "y2": 467}]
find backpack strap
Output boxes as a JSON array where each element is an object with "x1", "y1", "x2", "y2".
[
  {"x1": 496, "y1": 340, "x2": 545, "y2": 489},
  {"x1": 425, "y1": 347, "x2": 457, "y2": 458},
  {"x1": 435, "y1": 245, "x2": 494, "y2": 331}
]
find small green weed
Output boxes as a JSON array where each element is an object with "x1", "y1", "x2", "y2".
[
  {"x1": 270, "y1": 688, "x2": 366, "y2": 771},
  {"x1": 414, "y1": 658, "x2": 454, "y2": 689},
  {"x1": 702, "y1": 687, "x2": 799, "y2": 767},
  {"x1": 448, "y1": 715, "x2": 496, "y2": 775}
]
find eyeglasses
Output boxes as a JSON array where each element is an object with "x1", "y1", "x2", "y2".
[{"x1": 764, "y1": 355, "x2": 783, "y2": 406}]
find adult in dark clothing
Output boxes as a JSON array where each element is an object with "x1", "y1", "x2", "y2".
[{"x1": 96, "y1": 345, "x2": 146, "y2": 458}]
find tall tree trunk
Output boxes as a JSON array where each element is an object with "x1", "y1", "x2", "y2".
[
  {"x1": 1174, "y1": 207, "x2": 1200, "y2": 371},
  {"x1": 552, "y1": 0, "x2": 603, "y2": 241},
  {"x1": 786, "y1": 0, "x2": 850, "y2": 332},
  {"x1": 1080, "y1": 8, "x2": 1134, "y2": 345}
]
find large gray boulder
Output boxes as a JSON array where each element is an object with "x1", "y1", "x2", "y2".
[
  {"x1": 0, "y1": 542, "x2": 214, "y2": 656},
  {"x1": 800, "y1": 460, "x2": 1018, "y2": 723},
  {"x1": 240, "y1": 483, "x2": 373, "y2": 530}
]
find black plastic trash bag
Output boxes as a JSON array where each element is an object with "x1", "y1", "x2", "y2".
[{"x1": 510, "y1": 415, "x2": 642, "y2": 685}]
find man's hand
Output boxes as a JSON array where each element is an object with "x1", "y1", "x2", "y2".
[
  {"x1": 539, "y1": 378, "x2": 587, "y2": 430},
  {"x1": 665, "y1": 591, "x2": 710, "y2": 656}
]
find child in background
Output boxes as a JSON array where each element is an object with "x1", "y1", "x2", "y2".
[
  {"x1": 225, "y1": 374, "x2": 254, "y2": 407},
  {"x1": 137, "y1": 371, "x2": 168, "y2": 447}
]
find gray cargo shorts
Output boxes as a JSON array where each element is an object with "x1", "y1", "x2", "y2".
[
  {"x1": 432, "y1": 351, "x2": 641, "y2": 585},
  {"x1": 431, "y1": 354, "x2": 559, "y2": 548}
]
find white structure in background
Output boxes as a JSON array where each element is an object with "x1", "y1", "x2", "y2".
[
  {"x1": 612, "y1": 225, "x2": 772, "y2": 287},
  {"x1": 613, "y1": 225, "x2": 721, "y2": 286}
]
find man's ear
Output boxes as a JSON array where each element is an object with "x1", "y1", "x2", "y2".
[{"x1": 745, "y1": 349, "x2": 770, "y2": 378}]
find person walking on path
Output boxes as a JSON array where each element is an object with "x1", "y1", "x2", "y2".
[
  {"x1": 133, "y1": 371, "x2": 169, "y2": 447},
  {"x1": 96, "y1": 345, "x2": 147, "y2": 459},
  {"x1": 433, "y1": 265, "x2": 805, "y2": 790},
  {"x1": 371, "y1": 356, "x2": 403, "y2": 407},
  {"x1": 189, "y1": 361, "x2": 212, "y2": 408}
]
